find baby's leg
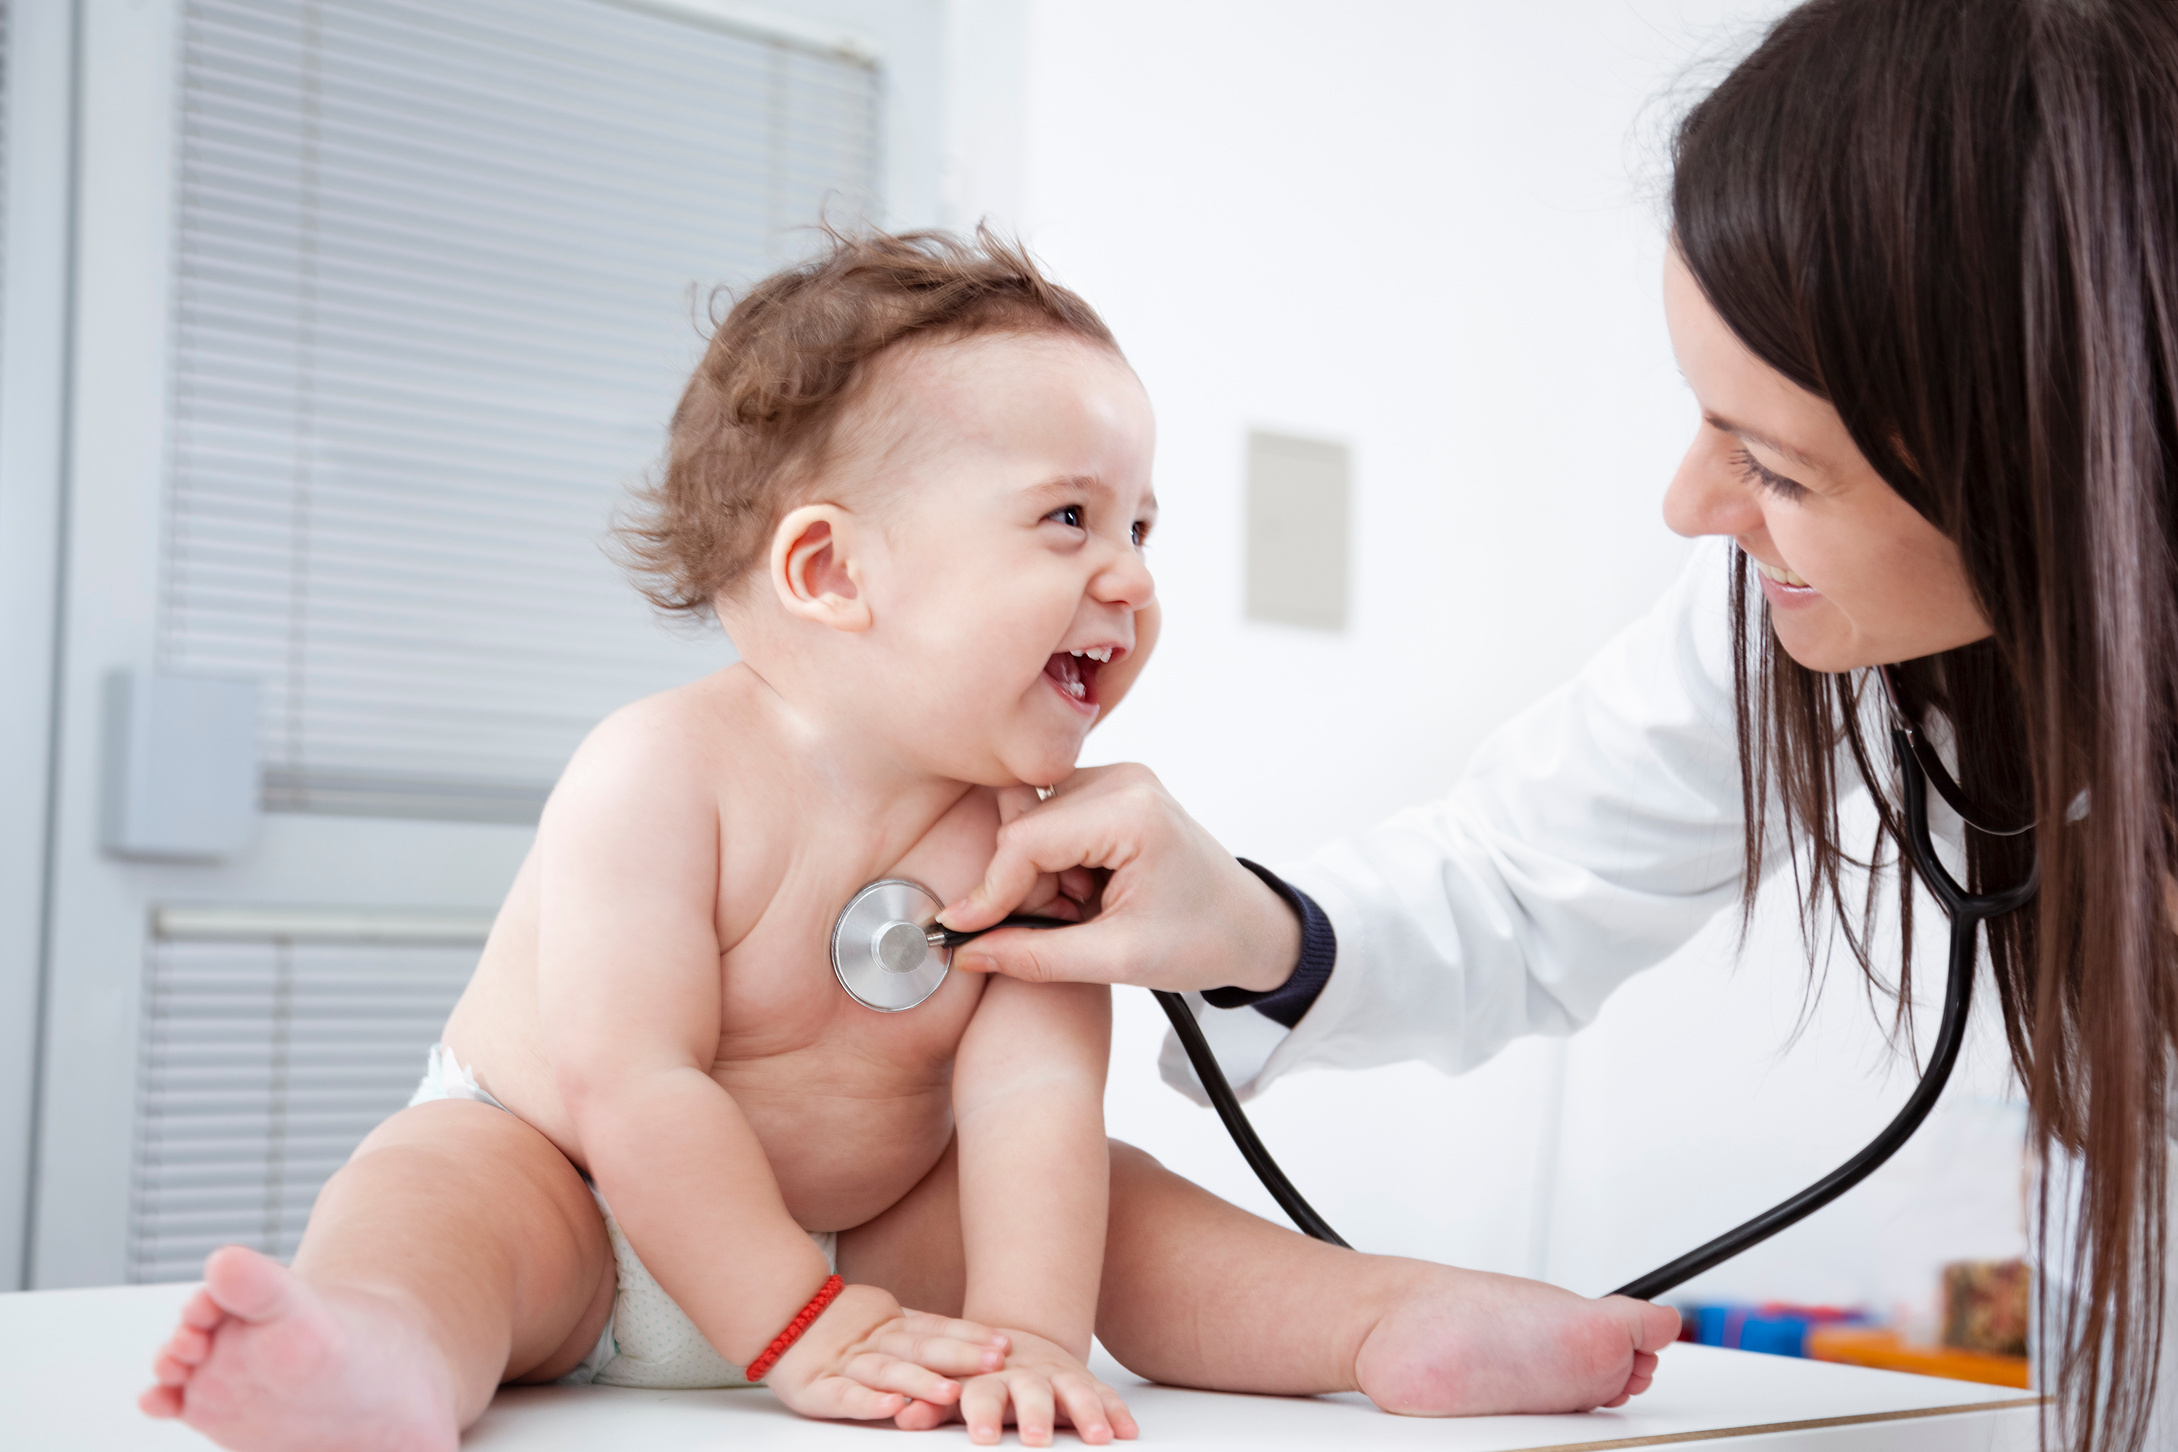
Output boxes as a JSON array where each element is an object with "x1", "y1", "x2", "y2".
[
  {"x1": 1097, "y1": 1142, "x2": 1679, "y2": 1414},
  {"x1": 843, "y1": 1138, "x2": 1677, "y2": 1417},
  {"x1": 140, "y1": 1099, "x2": 613, "y2": 1451}
]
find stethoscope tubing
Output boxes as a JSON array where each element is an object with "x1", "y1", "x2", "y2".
[
  {"x1": 936, "y1": 915, "x2": 1353, "y2": 1246},
  {"x1": 1607, "y1": 727, "x2": 2036, "y2": 1300},
  {"x1": 905, "y1": 718, "x2": 2035, "y2": 1301}
]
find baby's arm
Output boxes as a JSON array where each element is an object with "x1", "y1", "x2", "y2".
[
  {"x1": 948, "y1": 974, "x2": 1137, "y2": 1444},
  {"x1": 536, "y1": 709, "x2": 1002, "y2": 1417}
]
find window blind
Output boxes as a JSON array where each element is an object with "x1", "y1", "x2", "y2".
[
  {"x1": 128, "y1": 919, "x2": 487, "y2": 1283},
  {"x1": 156, "y1": 0, "x2": 885, "y2": 822}
]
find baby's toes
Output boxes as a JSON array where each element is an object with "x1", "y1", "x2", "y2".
[
  {"x1": 179, "y1": 1286, "x2": 227, "y2": 1332},
  {"x1": 165, "y1": 1321, "x2": 213, "y2": 1367},
  {"x1": 139, "y1": 1383, "x2": 184, "y2": 1418}
]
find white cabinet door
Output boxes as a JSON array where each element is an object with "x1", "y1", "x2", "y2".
[{"x1": 30, "y1": 0, "x2": 935, "y2": 1289}]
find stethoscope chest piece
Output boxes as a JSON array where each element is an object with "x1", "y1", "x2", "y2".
[{"x1": 831, "y1": 878, "x2": 950, "y2": 1012}]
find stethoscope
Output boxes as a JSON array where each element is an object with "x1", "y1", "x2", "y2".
[{"x1": 828, "y1": 665, "x2": 2038, "y2": 1295}]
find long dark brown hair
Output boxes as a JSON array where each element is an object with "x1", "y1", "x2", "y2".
[{"x1": 1674, "y1": 1, "x2": 2177, "y2": 1445}]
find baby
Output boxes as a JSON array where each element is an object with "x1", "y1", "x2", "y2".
[{"x1": 140, "y1": 229, "x2": 1679, "y2": 1452}]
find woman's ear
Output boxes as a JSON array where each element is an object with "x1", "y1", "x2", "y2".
[{"x1": 770, "y1": 504, "x2": 873, "y2": 632}]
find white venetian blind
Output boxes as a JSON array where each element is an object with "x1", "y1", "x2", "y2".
[
  {"x1": 156, "y1": 0, "x2": 884, "y2": 822},
  {"x1": 128, "y1": 910, "x2": 490, "y2": 1283}
]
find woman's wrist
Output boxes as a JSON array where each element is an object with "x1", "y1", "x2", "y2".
[
  {"x1": 1220, "y1": 858, "x2": 1304, "y2": 994},
  {"x1": 1200, "y1": 859, "x2": 1337, "y2": 1025}
]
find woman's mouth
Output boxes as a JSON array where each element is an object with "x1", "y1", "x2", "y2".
[
  {"x1": 1750, "y1": 553, "x2": 1821, "y2": 607},
  {"x1": 1043, "y1": 647, "x2": 1111, "y2": 713}
]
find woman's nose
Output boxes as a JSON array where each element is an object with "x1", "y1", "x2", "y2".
[{"x1": 1663, "y1": 429, "x2": 1766, "y2": 541}]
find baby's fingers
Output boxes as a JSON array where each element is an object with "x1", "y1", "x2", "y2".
[
  {"x1": 1007, "y1": 1371, "x2": 1058, "y2": 1449},
  {"x1": 873, "y1": 1327, "x2": 1006, "y2": 1377},
  {"x1": 843, "y1": 1351, "x2": 962, "y2": 1407},
  {"x1": 959, "y1": 1373, "x2": 1012, "y2": 1447},
  {"x1": 1099, "y1": 1380, "x2": 1141, "y2": 1440},
  {"x1": 896, "y1": 1310, "x2": 1009, "y2": 1352},
  {"x1": 1055, "y1": 1372, "x2": 1136, "y2": 1444},
  {"x1": 804, "y1": 1375, "x2": 911, "y2": 1423}
]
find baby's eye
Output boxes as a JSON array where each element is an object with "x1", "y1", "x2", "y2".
[
  {"x1": 1046, "y1": 504, "x2": 1086, "y2": 529},
  {"x1": 1131, "y1": 520, "x2": 1151, "y2": 547}
]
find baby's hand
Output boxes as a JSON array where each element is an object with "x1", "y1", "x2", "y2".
[
  {"x1": 908, "y1": 1328, "x2": 1137, "y2": 1447},
  {"x1": 763, "y1": 1283, "x2": 1009, "y2": 1423}
]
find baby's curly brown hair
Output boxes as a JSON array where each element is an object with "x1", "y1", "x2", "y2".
[{"x1": 618, "y1": 226, "x2": 1120, "y2": 615}]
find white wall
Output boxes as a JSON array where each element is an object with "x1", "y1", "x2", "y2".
[{"x1": 948, "y1": 0, "x2": 2031, "y2": 1313}]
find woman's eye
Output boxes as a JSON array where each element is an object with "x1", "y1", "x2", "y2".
[
  {"x1": 1047, "y1": 505, "x2": 1086, "y2": 529},
  {"x1": 1731, "y1": 448, "x2": 1810, "y2": 502}
]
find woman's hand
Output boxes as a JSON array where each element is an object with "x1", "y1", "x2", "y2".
[
  {"x1": 896, "y1": 1327, "x2": 1137, "y2": 1446},
  {"x1": 939, "y1": 764, "x2": 1301, "y2": 993},
  {"x1": 762, "y1": 1283, "x2": 1009, "y2": 1421}
]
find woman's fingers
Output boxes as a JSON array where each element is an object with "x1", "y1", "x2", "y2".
[
  {"x1": 940, "y1": 767, "x2": 1148, "y2": 933},
  {"x1": 943, "y1": 763, "x2": 1299, "y2": 991}
]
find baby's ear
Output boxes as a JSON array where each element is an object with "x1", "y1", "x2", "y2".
[{"x1": 770, "y1": 504, "x2": 872, "y2": 632}]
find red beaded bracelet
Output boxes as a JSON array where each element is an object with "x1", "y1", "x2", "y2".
[{"x1": 744, "y1": 1274, "x2": 845, "y2": 1382}]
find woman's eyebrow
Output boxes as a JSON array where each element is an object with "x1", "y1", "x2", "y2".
[{"x1": 1705, "y1": 412, "x2": 1821, "y2": 470}]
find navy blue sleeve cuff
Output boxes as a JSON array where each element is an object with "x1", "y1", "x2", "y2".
[{"x1": 1198, "y1": 858, "x2": 1336, "y2": 1029}]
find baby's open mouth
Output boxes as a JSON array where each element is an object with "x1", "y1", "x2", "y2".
[{"x1": 1043, "y1": 648, "x2": 1109, "y2": 710}]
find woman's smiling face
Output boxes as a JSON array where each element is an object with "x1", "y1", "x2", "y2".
[{"x1": 1660, "y1": 248, "x2": 1991, "y2": 672}]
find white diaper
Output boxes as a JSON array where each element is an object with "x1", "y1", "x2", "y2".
[{"x1": 408, "y1": 1045, "x2": 839, "y2": 1389}]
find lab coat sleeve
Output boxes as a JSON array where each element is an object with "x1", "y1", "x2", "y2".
[{"x1": 1161, "y1": 539, "x2": 1749, "y2": 1102}]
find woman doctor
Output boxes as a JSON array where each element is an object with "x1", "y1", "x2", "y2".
[{"x1": 941, "y1": 2, "x2": 2178, "y2": 1448}]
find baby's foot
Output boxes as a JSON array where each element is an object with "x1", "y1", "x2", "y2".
[
  {"x1": 139, "y1": 1245, "x2": 460, "y2": 1452},
  {"x1": 1353, "y1": 1264, "x2": 1679, "y2": 1416}
]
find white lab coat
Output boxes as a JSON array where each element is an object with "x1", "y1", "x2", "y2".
[{"x1": 1168, "y1": 536, "x2": 1756, "y2": 1099}]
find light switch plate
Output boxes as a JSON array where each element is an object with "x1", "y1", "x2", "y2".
[
  {"x1": 101, "y1": 671, "x2": 260, "y2": 861},
  {"x1": 1245, "y1": 431, "x2": 1349, "y2": 631}
]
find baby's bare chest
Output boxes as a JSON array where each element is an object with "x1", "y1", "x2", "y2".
[
  {"x1": 704, "y1": 790, "x2": 1001, "y2": 1097},
  {"x1": 703, "y1": 799, "x2": 1002, "y2": 1226}
]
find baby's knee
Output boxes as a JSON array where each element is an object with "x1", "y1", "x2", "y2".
[{"x1": 1106, "y1": 1138, "x2": 1165, "y2": 1177}]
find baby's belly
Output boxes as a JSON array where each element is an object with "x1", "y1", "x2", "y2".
[{"x1": 725, "y1": 1071, "x2": 955, "y2": 1233}]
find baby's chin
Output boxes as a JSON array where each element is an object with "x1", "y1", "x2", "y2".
[{"x1": 966, "y1": 729, "x2": 1091, "y2": 792}]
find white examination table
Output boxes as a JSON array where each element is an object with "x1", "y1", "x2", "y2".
[{"x1": 5, "y1": 1282, "x2": 2041, "y2": 1450}]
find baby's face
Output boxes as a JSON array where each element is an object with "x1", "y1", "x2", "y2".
[{"x1": 851, "y1": 332, "x2": 1158, "y2": 787}]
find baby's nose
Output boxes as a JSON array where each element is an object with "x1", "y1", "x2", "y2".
[{"x1": 1092, "y1": 548, "x2": 1155, "y2": 610}]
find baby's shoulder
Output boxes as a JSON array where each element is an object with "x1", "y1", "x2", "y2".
[{"x1": 545, "y1": 666, "x2": 757, "y2": 827}]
